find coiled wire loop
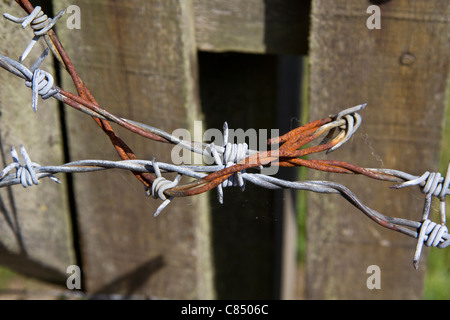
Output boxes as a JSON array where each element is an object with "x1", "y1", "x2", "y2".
[
  {"x1": 209, "y1": 122, "x2": 248, "y2": 204},
  {"x1": 3, "y1": 6, "x2": 65, "y2": 62},
  {"x1": 0, "y1": 145, "x2": 39, "y2": 188},
  {"x1": 146, "y1": 158, "x2": 182, "y2": 217}
]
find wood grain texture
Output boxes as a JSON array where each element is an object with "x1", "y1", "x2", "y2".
[
  {"x1": 54, "y1": 0, "x2": 213, "y2": 299},
  {"x1": 194, "y1": 0, "x2": 310, "y2": 54},
  {"x1": 0, "y1": 1, "x2": 74, "y2": 284},
  {"x1": 307, "y1": 0, "x2": 449, "y2": 299}
]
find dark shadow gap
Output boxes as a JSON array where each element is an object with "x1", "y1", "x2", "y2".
[
  {"x1": 264, "y1": 0, "x2": 311, "y2": 299},
  {"x1": 263, "y1": 0, "x2": 311, "y2": 55},
  {"x1": 198, "y1": 51, "x2": 277, "y2": 299},
  {"x1": 273, "y1": 55, "x2": 303, "y2": 299},
  {"x1": 36, "y1": 0, "x2": 86, "y2": 291},
  {"x1": 53, "y1": 59, "x2": 85, "y2": 291}
]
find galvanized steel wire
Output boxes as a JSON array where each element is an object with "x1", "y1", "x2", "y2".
[
  {"x1": 0, "y1": 2, "x2": 449, "y2": 270},
  {"x1": 3, "y1": 5, "x2": 65, "y2": 62}
]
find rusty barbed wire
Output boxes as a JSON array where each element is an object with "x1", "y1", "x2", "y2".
[
  {"x1": 0, "y1": 0, "x2": 449, "y2": 269},
  {"x1": 0, "y1": 143, "x2": 449, "y2": 269}
]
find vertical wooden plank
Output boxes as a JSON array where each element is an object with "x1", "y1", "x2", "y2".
[
  {"x1": 55, "y1": 0, "x2": 213, "y2": 299},
  {"x1": 307, "y1": 0, "x2": 449, "y2": 299},
  {"x1": 0, "y1": 1, "x2": 74, "y2": 284}
]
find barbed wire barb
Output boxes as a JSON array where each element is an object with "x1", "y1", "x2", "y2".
[
  {"x1": 3, "y1": 6, "x2": 65, "y2": 62},
  {"x1": 147, "y1": 158, "x2": 182, "y2": 217},
  {"x1": 0, "y1": 139, "x2": 448, "y2": 269},
  {"x1": 0, "y1": 49, "x2": 58, "y2": 112},
  {"x1": 0, "y1": 145, "x2": 60, "y2": 188},
  {"x1": 0, "y1": 1, "x2": 449, "y2": 270}
]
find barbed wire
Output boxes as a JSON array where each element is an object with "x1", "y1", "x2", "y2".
[
  {"x1": 3, "y1": 5, "x2": 65, "y2": 63},
  {"x1": 0, "y1": 1, "x2": 449, "y2": 270},
  {"x1": 0, "y1": 142, "x2": 448, "y2": 268}
]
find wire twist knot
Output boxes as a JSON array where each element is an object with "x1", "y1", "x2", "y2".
[
  {"x1": 0, "y1": 145, "x2": 40, "y2": 188},
  {"x1": 394, "y1": 163, "x2": 450, "y2": 199},
  {"x1": 3, "y1": 6, "x2": 65, "y2": 62},
  {"x1": 209, "y1": 122, "x2": 249, "y2": 204},
  {"x1": 421, "y1": 220, "x2": 449, "y2": 249},
  {"x1": 394, "y1": 163, "x2": 450, "y2": 224},
  {"x1": 26, "y1": 68, "x2": 58, "y2": 112},
  {"x1": 392, "y1": 164, "x2": 450, "y2": 269},
  {"x1": 146, "y1": 158, "x2": 181, "y2": 217},
  {"x1": 324, "y1": 103, "x2": 365, "y2": 153},
  {"x1": 0, "y1": 48, "x2": 59, "y2": 112},
  {"x1": 413, "y1": 219, "x2": 450, "y2": 269},
  {"x1": 417, "y1": 171, "x2": 449, "y2": 200}
]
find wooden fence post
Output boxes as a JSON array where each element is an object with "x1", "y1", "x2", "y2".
[
  {"x1": 307, "y1": 0, "x2": 449, "y2": 299},
  {"x1": 54, "y1": 0, "x2": 213, "y2": 299},
  {"x1": 0, "y1": 1, "x2": 74, "y2": 285}
]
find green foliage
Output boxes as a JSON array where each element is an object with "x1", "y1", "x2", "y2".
[
  {"x1": 0, "y1": 266, "x2": 17, "y2": 289},
  {"x1": 424, "y1": 248, "x2": 450, "y2": 299},
  {"x1": 424, "y1": 81, "x2": 450, "y2": 300}
]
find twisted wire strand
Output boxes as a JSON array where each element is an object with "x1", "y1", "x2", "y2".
[
  {"x1": 0, "y1": 98, "x2": 447, "y2": 268},
  {"x1": 2, "y1": 152, "x2": 447, "y2": 269},
  {"x1": 0, "y1": 153, "x2": 436, "y2": 236},
  {"x1": 3, "y1": 6, "x2": 65, "y2": 62},
  {"x1": 1, "y1": 4, "x2": 447, "y2": 270},
  {"x1": 393, "y1": 168, "x2": 450, "y2": 200},
  {"x1": 0, "y1": 55, "x2": 447, "y2": 268},
  {"x1": 1, "y1": 150, "x2": 450, "y2": 256},
  {"x1": 0, "y1": 51, "x2": 363, "y2": 159}
]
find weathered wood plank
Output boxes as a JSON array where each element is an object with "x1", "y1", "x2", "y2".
[
  {"x1": 55, "y1": 0, "x2": 213, "y2": 299},
  {"x1": 307, "y1": 0, "x2": 449, "y2": 299},
  {"x1": 0, "y1": 1, "x2": 74, "y2": 284},
  {"x1": 194, "y1": 0, "x2": 310, "y2": 54}
]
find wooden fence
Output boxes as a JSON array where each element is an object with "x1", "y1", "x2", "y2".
[{"x1": 0, "y1": 0, "x2": 448, "y2": 299}]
